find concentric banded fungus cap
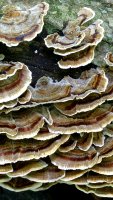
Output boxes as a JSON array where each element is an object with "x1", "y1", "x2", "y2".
[
  {"x1": 44, "y1": 7, "x2": 95, "y2": 50},
  {"x1": 54, "y1": 95, "x2": 105, "y2": 116},
  {"x1": 97, "y1": 137, "x2": 113, "y2": 159},
  {"x1": 103, "y1": 123, "x2": 113, "y2": 137},
  {"x1": 58, "y1": 46, "x2": 95, "y2": 69},
  {"x1": 5, "y1": 105, "x2": 53, "y2": 126},
  {"x1": 44, "y1": 28, "x2": 85, "y2": 50},
  {"x1": 0, "y1": 2, "x2": 49, "y2": 47},
  {"x1": 66, "y1": 67, "x2": 108, "y2": 97},
  {"x1": 55, "y1": 89, "x2": 113, "y2": 117},
  {"x1": 54, "y1": 67, "x2": 109, "y2": 116},
  {"x1": 59, "y1": 136, "x2": 77, "y2": 153},
  {"x1": 30, "y1": 76, "x2": 72, "y2": 104},
  {"x1": 76, "y1": 185, "x2": 113, "y2": 198},
  {"x1": 0, "y1": 89, "x2": 32, "y2": 112},
  {"x1": 3, "y1": 66, "x2": 108, "y2": 114},
  {"x1": 0, "y1": 164, "x2": 13, "y2": 174},
  {"x1": 85, "y1": 182, "x2": 113, "y2": 189},
  {"x1": 32, "y1": 182, "x2": 57, "y2": 192},
  {"x1": 0, "y1": 135, "x2": 69, "y2": 165},
  {"x1": 0, "y1": 62, "x2": 22, "y2": 80},
  {"x1": 0, "y1": 177, "x2": 42, "y2": 192},
  {"x1": 18, "y1": 89, "x2": 32, "y2": 105},
  {"x1": 92, "y1": 156, "x2": 113, "y2": 175},
  {"x1": 93, "y1": 132, "x2": 105, "y2": 147},
  {"x1": 0, "y1": 61, "x2": 32, "y2": 103},
  {"x1": 45, "y1": 7, "x2": 104, "y2": 69},
  {"x1": 77, "y1": 133, "x2": 93, "y2": 151},
  {"x1": 104, "y1": 52, "x2": 113, "y2": 66},
  {"x1": 65, "y1": 173, "x2": 88, "y2": 185},
  {"x1": 0, "y1": 175, "x2": 11, "y2": 183},
  {"x1": 48, "y1": 104, "x2": 113, "y2": 134},
  {"x1": 8, "y1": 159, "x2": 48, "y2": 178},
  {"x1": 54, "y1": 19, "x2": 104, "y2": 56},
  {"x1": 0, "y1": 100, "x2": 17, "y2": 112},
  {"x1": 30, "y1": 67, "x2": 108, "y2": 107},
  {"x1": 25, "y1": 165, "x2": 65, "y2": 183},
  {"x1": 50, "y1": 147, "x2": 98, "y2": 170},
  {"x1": 77, "y1": 7, "x2": 95, "y2": 25},
  {"x1": 4, "y1": 106, "x2": 54, "y2": 139},
  {"x1": 61, "y1": 169, "x2": 88, "y2": 181},
  {"x1": 33, "y1": 126, "x2": 59, "y2": 141},
  {"x1": 0, "y1": 107, "x2": 45, "y2": 139},
  {"x1": 62, "y1": 7, "x2": 95, "y2": 41},
  {"x1": 75, "y1": 171, "x2": 113, "y2": 184}
]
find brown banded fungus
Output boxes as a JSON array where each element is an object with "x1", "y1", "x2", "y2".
[
  {"x1": 0, "y1": 175, "x2": 11, "y2": 183},
  {"x1": 59, "y1": 136, "x2": 77, "y2": 153},
  {"x1": 4, "y1": 66, "x2": 107, "y2": 113},
  {"x1": 31, "y1": 182, "x2": 57, "y2": 192},
  {"x1": 29, "y1": 76, "x2": 73, "y2": 104},
  {"x1": 0, "y1": 164, "x2": 13, "y2": 174},
  {"x1": 48, "y1": 104, "x2": 113, "y2": 134},
  {"x1": 0, "y1": 2, "x2": 49, "y2": 47},
  {"x1": 61, "y1": 169, "x2": 88, "y2": 182},
  {"x1": 54, "y1": 19, "x2": 104, "y2": 56},
  {"x1": 0, "y1": 89, "x2": 32, "y2": 112},
  {"x1": 1, "y1": 7, "x2": 113, "y2": 198},
  {"x1": 57, "y1": 46, "x2": 95, "y2": 69},
  {"x1": 0, "y1": 107, "x2": 47, "y2": 139},
  {"x1": 59, "y1": 132, "x2": 105, "y2": 153},
  {"x1": 92, "y1": 156, "x2": 113, "y2": 175},
  {"x1": 44, "y1": 8, "x2": 104, "y2": 69},
  {"x1": 25, "y1": 165, "x2": 65, "y2": 183},
  {"x1": 103, "y1": 122, "x2": 113, "y2": 137},
  {"x1": 0, "y1": 61, "x2": 32, "y2": 108},
  {"x1": 1, "y1": 65, "x2": 113, "y2": 197},
  {"x1": 77, "y1": 133, "x2": 93, "y2": 151},
  {"x1": 104, "y1": 52, "x2": 113, "y2": 66},
  {"x1": 74, "y1": 171, "x2": 113, "y2": 185},
  {"x1": 76, "y1": 185, "x2": 113, "y2": 198},
  {"x1": 0, "y1": 135, "x2": 69, "y2": 165},
  {"x1": 4, "y1": 66, "x2": 108, "y2": 113},
  {"x1": 44, "y1": 7, "x2": 95, "y2": 50},
  {"x1": 0, "y1": 69, "x2": 113, "y2": 196},
  {"x1": 50, "y1": 147, "x2": 98, "y2": 170},
  {"x1": 0, "y1": 177, "x2": 42, "y2": 192},
  {"x1": 54, "y1": 67, "x2": 109, "y2": 116},
  {"x1": 7, "y1": 160, "x2": 48, "y2": 178},
  {"x1": 33, "y1": 126, "x2": 60, "y2": 141}
]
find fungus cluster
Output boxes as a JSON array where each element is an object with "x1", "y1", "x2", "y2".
[
  {"x1": 0, "y1": 61, "x2": 32, "y2": 111},
  {"x1": 44, "y1": 7, "x2": 104, "y2": 69},
  {"x1": 1, "y1": 2, "x2": 113, "y2": 198},
  {"x1": 0, "y1": 55, "x2": 113, "y2": 197},
  {"x1": 0, "y1": 2, "x2": 49, "y2": 47}
]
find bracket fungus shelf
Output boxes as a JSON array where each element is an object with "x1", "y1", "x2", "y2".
[
  {"x1": 0, "y1": 2, "x2": 49, "y2": 47},
  {"x1": 1, "y1": 2, "x2": 113, "y2": 199},
  {"x1": 44, "y1": 7, "x2": 104, "y2": 69},
  {"x1": 1, "y1": 57, "x2": 113, "y2": 197}
]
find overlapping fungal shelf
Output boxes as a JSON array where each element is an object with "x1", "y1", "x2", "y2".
[
  {"x1": 0, "y1": 57, "x2": 113, "y2": 197},
  {"x1": 0, "y1": 2, "x2": 49, "y2": 47},
  {"x1": 1, "y1": 3, "x2": 113, "y2": 198},
  {"x1": 44, "y1": 7, "x2": 104, "y2": 69}
]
